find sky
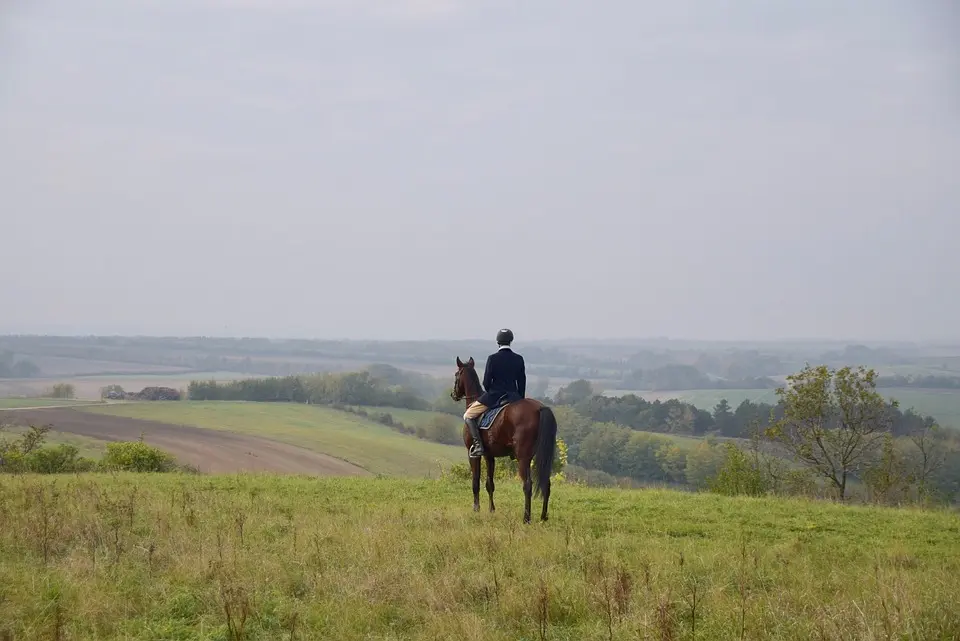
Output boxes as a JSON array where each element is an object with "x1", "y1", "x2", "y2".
[{"x1": 2, "y1": 0, "x2": 959, "y2": 342}]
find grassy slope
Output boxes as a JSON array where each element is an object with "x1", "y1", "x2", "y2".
[
  {"x1": 356, "y1": 405, "x2": 461, "y2": 429},
  {"x1": 80, "y1": 402, "x2": 465, "y2": 477},
  {"x1": 1, "y1": 474, "x2": 959, "y2": 640}
]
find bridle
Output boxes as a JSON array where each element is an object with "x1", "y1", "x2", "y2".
[
  {"x1": 451, "y1": 365, "x2": 480, "y2": 403},
  {"x1": 451, "y1": 368, "x2": 464, "y2": 402}
]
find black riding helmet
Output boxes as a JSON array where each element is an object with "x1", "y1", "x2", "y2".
[{"x1": 496, "y1": 328, "x2": 514, "y2": 345}]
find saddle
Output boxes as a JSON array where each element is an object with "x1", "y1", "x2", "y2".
[{"x1": 478, "y1": 392, "x2": 522, "y2": 429}]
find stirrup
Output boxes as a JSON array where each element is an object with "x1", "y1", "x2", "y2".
[{"x1": 468, "y1": 442, "x2": 483, "y2": 458}]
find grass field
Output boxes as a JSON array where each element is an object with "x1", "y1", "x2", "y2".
[
  {"x1": 0, "y1": 398, "x2": 102, "y2": 409},
  {"x1": 607, "y1": 388, "x2": 960, "y2": 429},
  {"x1": 1, "y1": 473, "x2": 959, "y2": 640},
  {"x1": 80, "y1": 402, "x2": 465, "y2": 477}
]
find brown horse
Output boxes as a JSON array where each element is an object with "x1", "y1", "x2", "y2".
[{"x1": 450, "y1": 357, "x2": 557, "y2": 523}]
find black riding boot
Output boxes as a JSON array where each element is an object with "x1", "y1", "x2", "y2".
[{"x1": 465, "y1": 417, "x2": 483, "y2": 458}]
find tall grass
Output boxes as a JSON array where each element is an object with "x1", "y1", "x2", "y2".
[{"x1": 1, "y1": 473, "x2": 959, "y2": 640}]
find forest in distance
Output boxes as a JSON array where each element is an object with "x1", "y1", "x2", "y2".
[{"x1": 4, "y1": 334, "x2": 960, "y2": 387}]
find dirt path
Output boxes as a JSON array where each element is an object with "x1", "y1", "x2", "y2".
[{"x1": 3, "y1": 408, "x2": 370, "y2": 476}]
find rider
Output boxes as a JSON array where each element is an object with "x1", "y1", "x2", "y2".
[{"x1": 463, "y1": 328, "x2": 526, "y2": 458}]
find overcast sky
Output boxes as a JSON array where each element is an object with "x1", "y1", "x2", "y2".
[{"x1": 2, "y1": 0, "x2": 958, "y2": 342}]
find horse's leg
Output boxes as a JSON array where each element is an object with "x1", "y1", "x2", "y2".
[
  {"x1": 485, "y1": 455, "x2": 496, "y2": 513},
  {"x1": 518, "y1": 457, "x2": 532, "y2": 524},
  {"x1": 470, "y1": 456, "x2": 481, "y2": 512},
  {"x1": 540, "y1": 473, "x2": 551, "y2": 522}
]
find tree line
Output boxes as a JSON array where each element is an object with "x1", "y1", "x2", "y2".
[
  {"x1": 0, "y1": 351, "x2": 40, "y2": 378},
  {"x1": 876, "y1": 374, "x2": 960, "y2": 389},
  {"x1": 187, "y1": 371, "x2": 430, "y2": 410},
  {"x1": 553, "y1": 379, "x2": 941, "y2": 440}
]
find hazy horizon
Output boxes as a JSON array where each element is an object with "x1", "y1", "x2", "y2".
[{"x1": 3, "y1": 1, "x2": 959, "y2": 342}]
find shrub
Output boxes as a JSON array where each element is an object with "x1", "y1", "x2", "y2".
[
  {"x1": 684, "y1": 440, "x2": 727, "y2": 490},
  {"x1": 24, "y1": 444, "x2": 97, "y2": 473},
  {"x1": 100, "y1": 441, "x2": 177, "y2": 473},
  {"x1": 707, "y1": 443, "x2": 769, "y2": 497},
  {"x1": 417, "y1": 416, "x2": 461, "y2": 446}
]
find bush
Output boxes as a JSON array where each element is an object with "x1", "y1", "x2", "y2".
[
  {"x1": 564, "y1": 464, "x2": 618, "y2": 487},
  {"x1": 707, "y1": 443, "x2": 769, "y2": 497},
  {"x1": 100, "y1": 441, "x2": 177, "y2": 472},
  {"x1": 24, "y1": 444, "x2": 97, "y2": 473},
  {"x1": 684, "y1": 440, "x2": 727, "y2": 490},
  {"x1": 417, "y1": 416, "x2": 461, "y2": 446}
]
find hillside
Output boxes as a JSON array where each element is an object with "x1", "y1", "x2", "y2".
[
  {"x1": 80, "y1": 401, "x2": 465, "y2": 477},
  {"x1": 1, "y1": 473, "x2": 958, "y2": 640}
]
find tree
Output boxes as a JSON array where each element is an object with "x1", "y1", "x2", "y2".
[
  {"x1": 767, "y1": 365, "x2": 894, "y2": 500},
  {"x1": 555, "y1": 379, "x2": 594, "y2": 405},
  {"x1": 46, "y1": 383, "x2": 75, "y2": 399},
  {"x1": 685, "y1": 440, "x2": 727, "y2": 489},
  {"x1": 530, "y1": 376, "x2": 550, "y2": 399},
  {"x1": 908, "y1": 421, "x2": 946, "y2": 500},
  {"x1": 713, "y1": 399, "x2": 735, "y2": 436},
  {"x1": 863, "y1": 433, "x2": 913, "y2": 504}
]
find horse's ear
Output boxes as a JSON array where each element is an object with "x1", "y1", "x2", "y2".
[
  {"x1": 456, "y1": 357, "x2": 464, "y2": 368},
  {"x1": 467, "y1": 357, "x2": 475, "y2": 367}
]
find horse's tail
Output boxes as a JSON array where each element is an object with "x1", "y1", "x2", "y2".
[{"x1": 534, "y1": 405, "x2": 557, "y2": 498}]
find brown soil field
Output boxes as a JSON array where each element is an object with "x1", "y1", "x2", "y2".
[{"x1": 2, "y1": 408, "x2": 369, "y2": 476}]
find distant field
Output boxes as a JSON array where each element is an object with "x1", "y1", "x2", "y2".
[
  {"x1": 604, "y1": 388, "x2": 782, "y2": 409},
  {"x1": 81, "y1": 401, "x2": 465, "y2": 477},
  {"x1": 605, "y1": 387, "x2": 960, "y2": 429},
  {"x1": 885, "y1": 388, "x2": 960, "y2": 429},
  {"x1": 9, "y1": 355, "x2": 192, "y2": 377},
  {"x1": 0, "y1": 398, "x2": 102, "y2": 409},
  {"x1": 0, "y1": 371, "x2": 252, "y2": 401},
  {"x1": 2, "y1": 474, "x2": 959, "y2": 640}
]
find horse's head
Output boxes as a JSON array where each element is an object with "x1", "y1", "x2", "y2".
[{"x1": 451, "y1": 356, "x2": 477, "y2": 402}]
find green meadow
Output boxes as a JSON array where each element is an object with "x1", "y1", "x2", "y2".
[{"x1": 1, "y1": 473, "x2": 958, "y2": 640}]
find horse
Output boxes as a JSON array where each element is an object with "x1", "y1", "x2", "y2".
[{"x1": 450, "y1": 356, "x2": 557, "y2": 523}]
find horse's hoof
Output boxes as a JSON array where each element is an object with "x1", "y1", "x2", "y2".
[{"x1": 473, "y1": 505, "x2": 480, "y2": 513}]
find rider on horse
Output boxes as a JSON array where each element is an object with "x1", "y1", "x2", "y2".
[{"x1": 463, "y1": 328, "x2": 526, "y2": 458}]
